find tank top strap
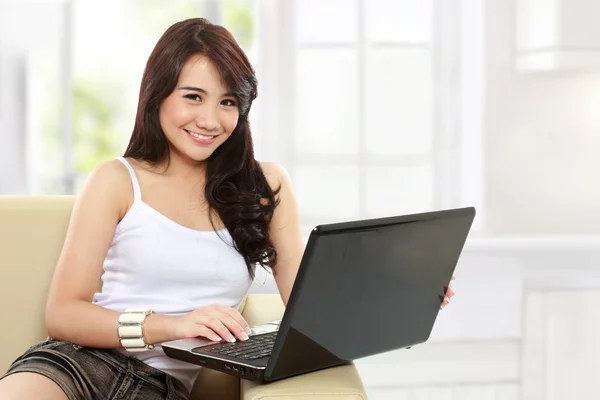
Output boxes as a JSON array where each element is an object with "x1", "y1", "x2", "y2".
[{"x1": 116, "y1": 157, "x2": 142, "y2": 203}]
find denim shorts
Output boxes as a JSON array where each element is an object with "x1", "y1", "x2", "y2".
[{"x1": 1, "y1": 338, "x2": 190, "y2": 400}]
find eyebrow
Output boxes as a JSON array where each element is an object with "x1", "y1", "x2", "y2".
[{"x1": 178, "y1": 86, "x2": 235, "y2": 97}]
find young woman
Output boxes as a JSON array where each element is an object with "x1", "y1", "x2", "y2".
[{"x1": 0, "y1": 18, "x2": 455, "y2": 400}]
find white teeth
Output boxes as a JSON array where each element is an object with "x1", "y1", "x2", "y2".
[{"x1": 187, "y1": 130, "x2": 214, "y2": 140}]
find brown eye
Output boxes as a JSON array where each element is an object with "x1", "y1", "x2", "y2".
[
  {"x1": 185, "y1": 94, "x2": 201, "y2": 102},
  {"x1": 222, "y1": 99, "x2": 237, "y2": 107}
]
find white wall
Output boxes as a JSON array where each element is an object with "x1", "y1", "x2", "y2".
[{"x1": 484, "y1": 0, "x2": 600, "y2": 236}]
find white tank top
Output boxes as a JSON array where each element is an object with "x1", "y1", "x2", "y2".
[{"x1": 93, "y1": 157, "x2": 252, "y2": 391}]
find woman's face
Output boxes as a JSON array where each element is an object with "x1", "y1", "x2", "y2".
[{"x1": 159, "y1": 54, "x2": 240, "y2": 164}]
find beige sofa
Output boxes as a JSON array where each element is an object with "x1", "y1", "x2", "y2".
[{"x1": 0, "y1": 196, "x2": 367, "y2": 400}]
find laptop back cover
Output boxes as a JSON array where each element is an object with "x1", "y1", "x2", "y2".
[{"x1": 264, "y1": 207, "x2": 475, "y2": 381}]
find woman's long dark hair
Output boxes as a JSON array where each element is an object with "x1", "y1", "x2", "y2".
[{"x1": 124, "y1": 18, "x2": 280, "y2": 278}]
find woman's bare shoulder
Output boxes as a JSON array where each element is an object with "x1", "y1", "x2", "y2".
[
  {"x1": 87, "y1": 158, "x2": 131, "y2": 188},
  {"x1": 79, "y1": 158, "x2": 134, "y2": 219},
  {"x1": 258, "y1": 161, "x2": 289, "y2": 190}
]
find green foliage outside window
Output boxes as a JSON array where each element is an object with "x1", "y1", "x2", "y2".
[
  {"x1": 72, "y1": 80, "x2": 120, "y2": 174},
  {"x1": 223, "y1": 1, "x2": 254, "y2": 51}
]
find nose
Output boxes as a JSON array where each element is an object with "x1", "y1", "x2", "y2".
[{"x1": 195, "y1": 105, "x2": 219, "y2": 132}]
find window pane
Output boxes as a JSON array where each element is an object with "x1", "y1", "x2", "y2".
[
  {"x1": 365, "y1": 164, "x2": 434, "y2": 217},
  {"x1": 0, "y1": 2, "x2": 68, "y2": 194},
  {"x1": 366, "y1": 48, "x2": 432, "y2": 155},
  {"x1": 295, "y1": 49, "x2": 359, "y2": 154},
  {"x1": 72, "y1": 1, "x2": 150, "y2": 177},
  {"x1": 294, "y1": 166, "x2": 360, "y2": 220},
  {"x1": 222, "y1": 0, "x2": 255, "y2": 53},
  {"x1": 366, "y1": 0, "x2": 432, "y2": 43},
  {"x1": 294, "y1": 0, "x2": 357, "y2": 44},
  {"x1": 0, "y1": 52, "x2": 28, "y2": 193}
]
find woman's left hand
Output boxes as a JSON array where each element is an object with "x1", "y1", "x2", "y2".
[{"x1": 440, "y1": 275, "x2": 456, "y2": 310}]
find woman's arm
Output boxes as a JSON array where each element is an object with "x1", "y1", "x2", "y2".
[
  {"x1": 260, "y1": 162, "x2": 304, "y2": 306},
  {"x1": 44, "y1": 160, "x2": 177, "y2": 348}
]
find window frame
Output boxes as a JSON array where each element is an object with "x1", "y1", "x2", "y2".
[{"x1": 256, "y1": 0, "x2": 485, "y2": 237}]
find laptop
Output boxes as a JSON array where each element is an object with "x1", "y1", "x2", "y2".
[{"x1": 162, "y1": 207, "x2": 476, "y2": 382}]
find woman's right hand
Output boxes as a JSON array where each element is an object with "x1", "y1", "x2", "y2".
[{"x1": 171, "y1": 304, "x2": 252, "y2": 343}]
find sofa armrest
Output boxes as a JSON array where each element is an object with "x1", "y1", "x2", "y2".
[
  {"x1": 239, "y1": 293, "x2": 286, "y2": 325},
  {"x1": 240, "y1": 364, "x2": 367, "y2": 400},
  {"x1": 239, "y1": 294, "x2": 367, "y2": 399}
]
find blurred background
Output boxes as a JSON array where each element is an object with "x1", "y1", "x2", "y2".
[{"x1": 1, "y1": 0, "x2": 599, "y2": 398}]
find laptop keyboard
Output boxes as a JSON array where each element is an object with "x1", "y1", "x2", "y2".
[{"x1": 203, "y1": 331, "x2": 277, "y2": 360}]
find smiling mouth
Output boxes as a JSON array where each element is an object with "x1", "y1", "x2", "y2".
[{"x1": 185, "y1": 129, "x2": 218, "y2": 140}]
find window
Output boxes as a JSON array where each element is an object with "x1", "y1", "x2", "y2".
[
  {"x1": 255, "y1": 0, "x2": 481, "y2": 239},
  {"x1": 0, "y1": 0, "x2": 70, "y2": 194},
  {"x1": 1, "y1": 0, "x2": 484, "y2": 234}
]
